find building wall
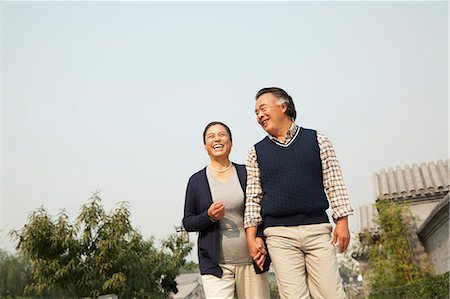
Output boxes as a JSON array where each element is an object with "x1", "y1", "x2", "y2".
[
  {"x1": 419, "y1": 197, "x2": 450, "y2": 275},
  {"x1": 406, "y1": 199, "x2": 441, "y2": 228},
  {"x1": 423, "y1": 216, "x2": 450, "y2": 274}
]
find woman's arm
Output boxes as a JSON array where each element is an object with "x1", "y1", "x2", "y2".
[{"x1": 182, "y1": 177, "x2": 216, "y2": 232}]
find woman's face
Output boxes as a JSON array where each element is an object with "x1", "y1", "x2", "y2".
[{"x1": 204, "y1": 124, "x2": 232, "y2": 160}]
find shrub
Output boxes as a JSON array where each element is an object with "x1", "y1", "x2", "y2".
[{"x1": 369, "y1": 271, "x2": 449, "y2": 299}]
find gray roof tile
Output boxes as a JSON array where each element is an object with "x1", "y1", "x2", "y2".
[{"x1": 372, "y1": 159, "x2": 450, "y2": 201}]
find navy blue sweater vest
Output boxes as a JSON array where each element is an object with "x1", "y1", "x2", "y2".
[{"x1": 255, "y1": 127, "x2": 329, "y2": 227}]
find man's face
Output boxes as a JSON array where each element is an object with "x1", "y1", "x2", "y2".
[
  {"x1": 255, "y1": 93, "x2": 287, "y2": 135},
  {"x1": 204, "y1": 124, "x2": 232, "y2": 159}
]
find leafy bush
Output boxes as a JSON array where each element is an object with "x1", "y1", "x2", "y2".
[{"x1": 369, "y1": 271, "x2": 449, "y2": 299}]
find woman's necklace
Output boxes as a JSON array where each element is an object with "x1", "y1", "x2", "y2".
[{"x1": 209, "y1": 162, "x2": 233, "y2": 173}]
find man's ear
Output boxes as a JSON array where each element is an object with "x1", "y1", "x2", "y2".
[{"x1": 281, "y1": 102, "x2": 287, "y2": 113}]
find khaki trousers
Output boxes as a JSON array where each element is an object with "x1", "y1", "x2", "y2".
[
  {"x1": 264, "y1": 223, "x2": 345, "y2": 299},
  {"x1": 202, "y1": 264, "x2": 270, "y2": 299}
]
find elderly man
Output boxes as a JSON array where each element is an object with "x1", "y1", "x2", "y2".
[{"x1": 244, "y1": 87, "x2": 353, "y2": 299}]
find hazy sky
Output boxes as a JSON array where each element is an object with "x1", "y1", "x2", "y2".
[{"x1": 1, "y1": 1, "x2": 448, "y2": 262}]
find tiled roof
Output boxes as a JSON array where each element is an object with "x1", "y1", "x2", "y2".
[{"x1": 372, "y1": 159, "x2": 450, "y2": 201}]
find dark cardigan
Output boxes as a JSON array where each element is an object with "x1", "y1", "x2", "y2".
[{"x1": 182, "y1": 163, "x2": 269, "y2": 278}]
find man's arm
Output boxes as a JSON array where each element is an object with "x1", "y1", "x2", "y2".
[
  {"x1": 244, "y1": 146, "x2": 267, "y2": 269},
  {"x1": 317, "y1": 132, "x2": 353, "y2": 253},
  {"x1": 244, "y1": 146, "x2": 264, "y2": 228}
]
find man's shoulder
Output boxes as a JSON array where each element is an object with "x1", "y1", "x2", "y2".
[
  {"x1": 254, "y1": 136, "x2": 270, "y2": 147},
  {"x1": 300, "y1": 127, "x2": 322, "y2": 141},
  {"x1": 300, "y1": 127, "x2": 317, "y2": 134}
]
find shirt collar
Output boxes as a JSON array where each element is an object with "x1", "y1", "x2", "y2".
[{"x1": 268, "y1": 122, "x2": 299, "y2": 144}]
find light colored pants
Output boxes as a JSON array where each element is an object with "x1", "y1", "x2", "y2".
[
  {"x1": 264, "y1": 223, "x2": 345, "y2": 299},
  {"x1": 202, "y1": 263, "x2": 270, "y2": 299}
]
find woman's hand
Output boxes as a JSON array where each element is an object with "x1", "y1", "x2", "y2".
[{"x1": 207, "y1": 201, "x2": 225, "y2": 221}]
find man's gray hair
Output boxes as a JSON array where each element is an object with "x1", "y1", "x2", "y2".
[{"x1": 255, "y1": 87, "x2": 297, "y2": 120}]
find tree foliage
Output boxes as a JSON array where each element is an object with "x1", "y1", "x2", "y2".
[
  {"x1": 365, "y1": 199, "x2": 431, "y2": 292},
  {"x1": 10, "y1": 193, "x2": 192, "y2": 298},
  {"x1": 0, "y1": 248, "x2": 32, "y2": 297}
]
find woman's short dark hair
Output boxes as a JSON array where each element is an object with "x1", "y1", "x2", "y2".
[
  {"x1": 203, "y1": 121, "x2": 233, "y2": 144},
  {"x1": 256, "y1": 87, "x2": 297, "y2": 120}
]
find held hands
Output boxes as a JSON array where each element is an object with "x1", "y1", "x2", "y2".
[
  {"x1": 207, "y1": 201, "x2": 225, "y2": 221},
  {"x1": 247, "y1": 237, "x2": 267, "y2": 271},
  {"x1": 332, "y1": 216, "x2": 350, "y2": 253}
]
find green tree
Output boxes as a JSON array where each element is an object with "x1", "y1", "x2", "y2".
[
  {"x1": 0, "y1": 248, "x2": 32, "y2": 297},
  {"x1": 365, "y1": 199, "x2": 431, "y2": 292},
  {"x1": 10, "y1": 193, "x2": 192, "y2": 298}
]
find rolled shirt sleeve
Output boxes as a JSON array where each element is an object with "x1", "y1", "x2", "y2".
[{"x1": 317, "y1": 131, "x2": 353, "y2": 222}]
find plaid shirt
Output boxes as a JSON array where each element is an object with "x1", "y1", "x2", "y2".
[{"x1": 244, "y1": 123, "x2": 353, "y2": 228}]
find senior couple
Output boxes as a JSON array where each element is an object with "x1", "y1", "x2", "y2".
[{"x1": 182, "y1": 87, "x2": 353, "y2": 299}]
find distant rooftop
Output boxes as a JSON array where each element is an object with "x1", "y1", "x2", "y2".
[{"x1": 371, "y1": 159, "x2": 449, "y2": 201}]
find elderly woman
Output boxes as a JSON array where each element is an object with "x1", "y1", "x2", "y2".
[{"x1": 182, "y1": 121, "x2": 270, "y2": 299}]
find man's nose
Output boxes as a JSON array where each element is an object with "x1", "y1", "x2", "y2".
[{"x1": 257, "y1": 111, "x2": 264, "y2": 120}]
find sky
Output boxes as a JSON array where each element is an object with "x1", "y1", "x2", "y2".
[{"x1": 1, "y1": 1, "x2": 448, "y2": 263}]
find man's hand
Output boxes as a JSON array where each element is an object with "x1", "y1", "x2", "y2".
[
  {"x1": 207, "y1": 201, "x2": 224, "y2": 221},
  {"x1": 247, "y1": 237, "x2": 266, "y2": 271},
  {"x1": 332, "y1": 216, "x2": 350, "y2": 253}
]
